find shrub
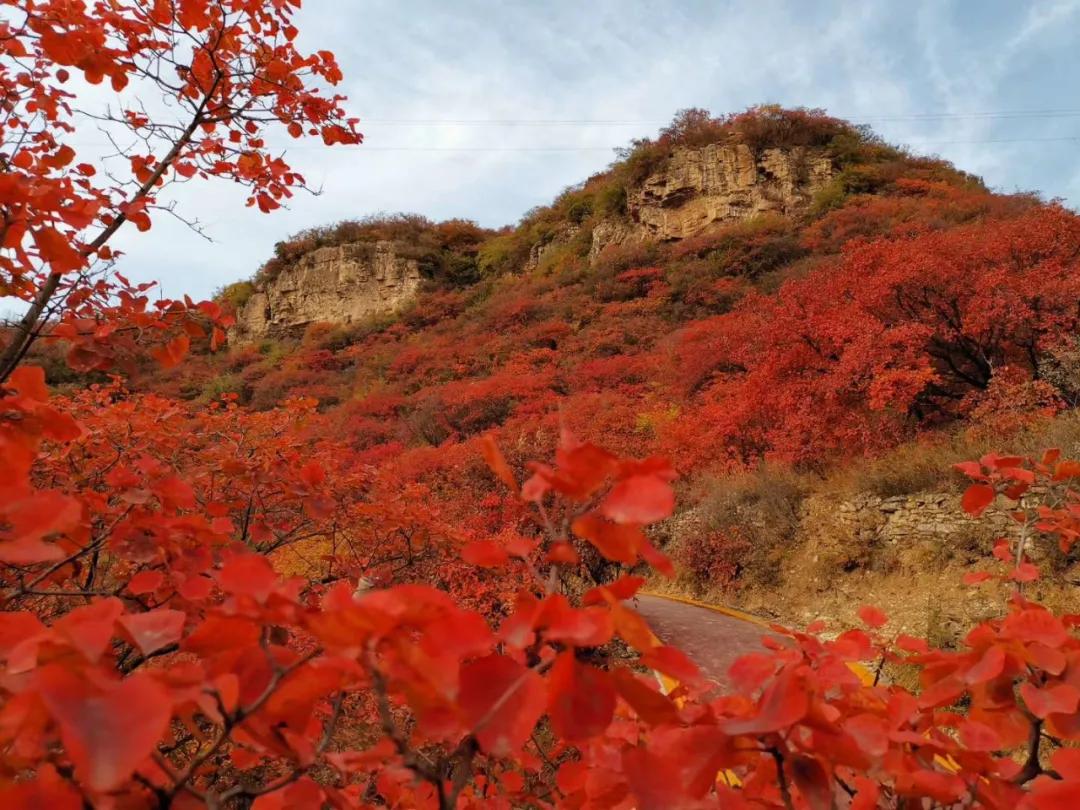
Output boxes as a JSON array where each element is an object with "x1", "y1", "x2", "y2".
[
  {"x1": 678, "y1": 465, "x2": 810, "y2": 592},
  {"x1": 214, "y1": 279, "x2": 255, "y2": 311},
  {"x1": 252, "y1": 213, "x2": 493, "y2": 289},
  {"x1": 198, "y1": 373, "x2": 245, "y2": 404}
]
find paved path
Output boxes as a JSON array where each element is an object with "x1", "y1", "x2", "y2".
[{"x1": 634, "y1": 594, "x2": 781, "y2": 692}]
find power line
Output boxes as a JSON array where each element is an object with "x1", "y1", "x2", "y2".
[
  {"x1": 357, "y1": 108, "x2": 1080, "y2": 126},
  {"x1": 343, "y1": 135, "x2": 1080, "y2": 152}
]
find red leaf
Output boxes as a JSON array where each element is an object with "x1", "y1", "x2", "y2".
[
  {"x1": 8, "y1": 365, "x2": 49, "y2": 401},
  {"x1": 1019, "y1": 682, "x2": 1080, "y2": 719},
  {"x1": 961, "y1": 484, "x2": 995, "y2": 517},
  {"x1": 54, "y1": 599, "x2": 124, "y2": 663},
  {"x1": 610, "y1": 602, "x2": 658, "y2": 652},
  {"x1": 118, "y1": 609, "x2": 185, "y2": 656},
  {"x1": 547, "y1": 653, "x2": 615, "y2": 740},
  {"x1": 480, "y1": 435, "x2": 517, "y2": 491},
  {"x1": 964, "y1": 645, "x2": 1006, "y2": 685},
  {"x1": 33, "y1": 226, "x2": 85, "y2": 273},
  {"x1": 1010, "y1": 561, "x2": 1041, "y2": 582},
  {"x1": 640, "y1": 538, "x2": 675, "y2": 577},
  {"x1": 183, "y1": 615, "x2": 260, "y2": 657},
  {"x1": 583, "y1": 575, "x2": 644, "y2": 604},
  {"x1": 958, "y1": 719, "x2": 1002, "y2": 751},
  {"x1": 461, "y1": 540, "x2": 510, "y2": 568},
  {"x1": 218, "y1": 554, "x2": 277, "y2": 603},
  {"x1": 857, "y1": 605, "x2": 888, "y2": 629},
  {"x1": 127, "y1": 570, "x2": 164, "y2": 595},
  {"x1": 1003, "y1": 609, "x2": 1069, "y2": 648},
  {"x1": 1053, "y1": 460, "x2": 1080, "y2": 481},
  {"x1": 599, "y1": 474, "x2": 674, "y2": 524},
  {"x1": 1024, "y1": 775, "x2": 1080, "y2": 810},
  {"x1": 1052, "y1": 747, "x2": 1080, "y2": 779},
  {"x1": 850, "y1": 778, "x2": 881, "y2": 810},
  {"x1": 952, "y1": 460, "x2": 984, "y2": 479},
  {"x1": 0, "y1": 491, "x2": 81, "y2": 564},
  {"x1": 153, "y1": 475, "x2": 195, "y2": 509},
  {"x1": 150, "y1": 334, "x2": 189, "y2": 369},
  {"x1": 0, "y1": 776, "x2": 82, "y2": 809},
  {"x1": 459, "y1": 654, "x2": 545, "y2": 756},
  {"x1": 571, "y1": 513, "x2": 644, "y2": 564},
  {"x1": 299, "y1": 461, "x2": 325, "y2": 487},
  {"x1": 721, "y1": 670, "x2": 809, "y2": 735},
  {"x1": 537, "y1": 596, "x2": 613, "y2": 647},
  {"x1": 641, "y1": 645, "x2": 703, "y2": 686},
  {"x1": 611, "y1": 667, "x2": 680, "y2": 725},
  {"x1": 37, "y1": 666, "x2": 170, "y2": 792}
]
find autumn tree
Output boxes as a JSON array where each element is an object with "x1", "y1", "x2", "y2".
[
  {"x1": 678, "y1": 205, "x2": 1080, "y2": 465},
  {"x1": 0, "y1": 0, "x2": 360, "y2": 380}
]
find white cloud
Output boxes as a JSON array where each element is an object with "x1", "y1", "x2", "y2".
[{"x1": 83, "y1": 0, "x2": 1080, "y2": 301}]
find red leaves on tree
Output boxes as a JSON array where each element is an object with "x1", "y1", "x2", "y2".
[
  {"x1": 572, "y1": 513, "x2": 644, "y2": 563},
  {"x1": 721, "y1": 670, "x2": 810, "y2": 735},
  {"x1": 857, "y1": 604, "x2": 888, "y2": 629},
  {"x1": 599, "y1": 472, "x2": 675, "y2": 523},
  {"x1": 547, "y1": 653, "x2": 616, "y2": 740},
  {"x1": 461, "y1": 539, "x2": 510, "y2": 568},
  {"x1": 480, "y1": 434, "x2": 518, "y2": 491},
  {"x1": 37, "y1": 666, "x2": 170, "y2": 792},
  {"x1": 611, "y1": 667, "x2": 680, "y2": 725},
  {"x1": 458, "y1": 654, "x2": 545, "y2": 756},
  {"x1": 150, "y1": 334, "x2": 190, "y2": 369},
  {"x1": 962, "y1": 483, "x2": 996, "y2": 517},
  {"x1": 32, "y1": 227, "x2": 84, "y2": 274}
]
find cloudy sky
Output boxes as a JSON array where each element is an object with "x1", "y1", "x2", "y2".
[{"x1": 106, "y1": 0, "x2": 1080, "y2": 300}]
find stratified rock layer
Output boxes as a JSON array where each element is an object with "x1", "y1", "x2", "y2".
[
  {"x1": 235, "y1": 143, "x2": 835, "y2": 338},
  {"x1": 591, "y1": 144, "x2": 834, "y2": 258},
  {"x1": 234, "y1": 242, "x2": 420, "y2": 340}
]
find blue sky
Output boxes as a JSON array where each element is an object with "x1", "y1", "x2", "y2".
[{"x1": 107, "y1": 0, "x2": 1080, "y2": 300}]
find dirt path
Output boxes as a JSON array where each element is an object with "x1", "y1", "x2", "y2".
[{"x1": 634, "y1": 593, "x2": 781, "y2": 692}]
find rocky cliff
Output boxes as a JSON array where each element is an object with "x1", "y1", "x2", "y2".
[
  {"x1": 629, "y1": 144, "x2": 834, "y2": 239},
  {"x1": 587, "y1": 144, "x2": 834, "y2": 260},
  {"x1": 236, "y1": 142, "x2": 835, "y2": 335},
  {"x1": 233, "y1": 241, "x2": 421, "y2": 340}
]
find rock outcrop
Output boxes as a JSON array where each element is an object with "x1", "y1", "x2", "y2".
[
  {"x1": 630, "y1": 144, "x2": 834, "y2": 239},
  {"x1": 590, "y1": 144, "x2": 834, "y2": 258},
  {"x1": 234, "y1": 142, "x2": 835, "y2": 337},
  {"x1": 234, "y1": 241, "x2": 421, "y2": 340}
]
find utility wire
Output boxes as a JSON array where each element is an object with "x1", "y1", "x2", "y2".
[
  {"x1": 334, "y1": 135, "x2": 1080, "y2": 152},
  {"x1": 357, "y1": 108, "x2": 1080, "y2": 126}
]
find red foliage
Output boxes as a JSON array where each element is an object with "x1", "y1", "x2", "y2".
[
  {"x1": 678, "y1": 205, "x2": 1080, "y2": 464},
  {"x1": 0, "y1": 0, "x2": 359, "y2": 380},
  {"x1": 4, "y1": 9, "x2": 1080, "y2": 805}
]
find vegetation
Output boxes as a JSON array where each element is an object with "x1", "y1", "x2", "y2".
[
  {"x1": 252, "y1": 214, "x2": 494, "y2": 289},
  {"x1": 3, "y1": 8, "x2": 1080, "y2": 807}
]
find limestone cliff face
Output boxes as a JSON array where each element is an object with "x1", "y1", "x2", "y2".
[
  {"x1": 631, "y1": 144, "x2": 833, "y2": 238},
  {"x1": 590, "y1": 143, "x2": 834, "y2": 259},
  {"x1": 235, "y1": 143, "x2": 833, "y2": 336},
  {"x1": 234, "y1": 241, "x2": 421, "y2": 340}
]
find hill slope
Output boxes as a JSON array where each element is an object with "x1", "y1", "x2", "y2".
[{"x1": 127, "y1": 106, "x2": 1080, "y2": 630}]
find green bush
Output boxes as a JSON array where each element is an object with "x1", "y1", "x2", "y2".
[
  {"x1": 215, "y1": 280, "x2": 255, "y2": 311},
  {"x1": 198, "y1": 373, "x2": 245, "y2": 404}
]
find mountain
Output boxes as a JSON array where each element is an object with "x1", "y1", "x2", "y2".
[{"x1": 132, "y1": 105, "x2": 1080, "y2": 634}]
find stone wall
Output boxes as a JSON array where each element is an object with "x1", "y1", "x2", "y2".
[
  {"x1": 804, "y1": 491, "x2": 1011, "y2": 552},
  {"x1": 233, "y1": 241, "x2": 421, "y2": 340}
]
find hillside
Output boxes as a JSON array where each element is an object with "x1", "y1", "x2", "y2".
[
  {"x1": 10, "y1": 0, "x2": 1080, "y2": 799},
  {"x1": 123, "y1": 105, "x2": 1080, "y2": 633}
]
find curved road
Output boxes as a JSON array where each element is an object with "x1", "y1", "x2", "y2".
[{"x1": 634, "y1": 593, "x2": 781, "y2": 692}]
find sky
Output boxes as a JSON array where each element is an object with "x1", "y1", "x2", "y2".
[{"x1": 99, "y1": 0, "x2": 1080, "y2": 300}]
